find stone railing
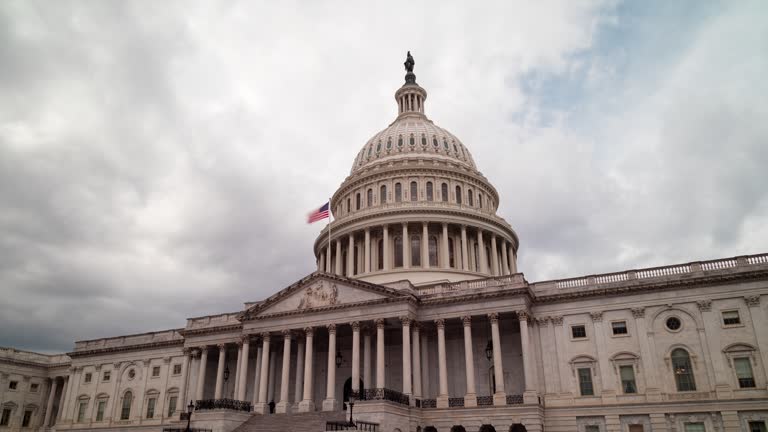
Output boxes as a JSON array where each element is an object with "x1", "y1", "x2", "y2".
[
  {"x1": 186, "y1": 312, "x2": 242, "y2": 330},
  {"x1": 448, "y1": 397, "x2": 464, "y2": 407},
  {"x1": 532, "y1": 253, "x2": 768, "y2": 293},
  {"x1": 356, "y1": 388, "x2": 410, "y2": 406},
  {"x1": 73, "y1": 329, "x2": 184, "y2": 352},
  {"x1": 416, "y1": 274, "x2": 525, "y2": 296},
  {"x1": 194, "y1": 399, "x2": 252, "y2": 412},
  {"x1": 327, "y1": 421, "x2": 379, "y2": 431},
  {"x1": 476, "y1": 396, "x2": 493, "y2": 406},
  {"x1": 506, "y1": 394, "x2": 523, "y2": 405}
]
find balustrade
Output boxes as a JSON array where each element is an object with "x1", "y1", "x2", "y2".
[{"x1": 194, "y1": 398, "x2": 252, "y2": 412}]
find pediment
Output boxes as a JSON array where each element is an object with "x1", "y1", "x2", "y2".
[{"x1": 239, "y1": 272, "x2": 410, "y2": 320}]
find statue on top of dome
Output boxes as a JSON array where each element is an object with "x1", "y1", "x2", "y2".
[{"x1": 404, "y1": 51, "x2": 415, "y2": 73}]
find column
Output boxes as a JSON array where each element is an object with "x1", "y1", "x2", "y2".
[
  {"x1": 196, "y1": 347, "x2": 208, "y2": 401},
  {"x1": 401, "y1": 317, "x2": 412, "y2": 396},
  {"x1": 462, "y1": 316, "x2": 477, "y2": 407},
  {"x1": 293, "y1": 337, "x2": 305, "y2": 407},
  {"x1": 402, "y1": 223, "x2": 410, "y2": 269},
  {"x1": 460, "y1": 225, "x2": 469, "y2": 271},
  {"x1": 251, "y1": 344, "x2": 263, "y2": 406},
  {"x1": 375, "y1": 319, "x2": 385, "y2": 388},
  {"x1": 347, "y1": 234, "x2": 355, "y2": 277},
  {"x1": 490, "y1": 234, "x2": 499, "y2": 276},
  {"x1": 56, "y1": 377, "x2": 68, "y2": 423},
  {"x1": 478, "y1": 230, "x2": 488, "y2": 274},
  {"x1": 382, "y1": 225, "x2": 390, "y2": 270},
  {"x1": 510, "y1": 247, "x2": 517, "y2": 273},
  {"x1": 237, "y1": 338, "x2": 250, "y2": 401},
  {"x1": 537, "y1": 317, "x2": 560, "y2": 395},
  {"x1": 518, "y1": 311, "x2": 538, "y2": 404},
  {"x1": 501, "y1": 239, "x2": 510, "y2": 275},
  {"x1": 335, "y1": 239, "x2": 342, "y2": 275},
  {"x1": 318, "y1": 251, "x2": 324, "y2": 272},
  {"x1": 255, "y1": 334, "x2": 271, "y2": 414},
  {"x1": 421, "y1": 332, "x2": 430, "y2": 397},
  {"x1": 412, "y1": 324, "x2": 422, "y2": 399},
  {"x1": 233, "y1": 342, "x2": 243, "y2": 398},
  {"x1": 363, "y1": 328, "x2": 372, "y2": 389},
  {"x1": 364, "y1": 228, "x2": 371, "y2": 273},
  {"x1": 590, "y1": 312, "x2": 616, "y2": 402},
  {"x1": 43, "y1": 378, "x2": 58, "y2": 427},
  {"x1": 421, "y1": 223, "x2": 429, "y2": 268},
  {"x1": 214, "y1": 344, "x2": 227, "y2": 399},
  {"x1": 276, "y1": 331, "x2": 292, "y2": 413},
  {"x1": 323, "y1": 324, "x2": 339, "y2": 411},
  {"x1": 489, "y1": 313, "x2": 507, "y2": 404},
  {"x1": 179, "y1": 349, "x2": 191, "y2": 405},
  {"x1": 435, "y1": 319, "x2": 449, "y2": 408},
  {"x1": 298, "y1": 327, "x2": 315, "y2": 412},
  {"x1": 696, "y1": 300, "x2": 730, "y2": 395},
  {"x1": 630, "y1": 308, "x2": 660, "y2": 399},
  {"x1": 326, "y1": 240, "x2": 332, "y2": 273},
  {"x1": 351, "y1": 322, "x2": 361, "y2": 395},
  {"x1": 441, "y1": 223, "x2": 450, "y2": 269},
  {"x1": 744, "y1": 296, "x2": 768, "y2": 387},
  {"x1": 62, "y1": 367, "x2": 79, "y2": 422}
]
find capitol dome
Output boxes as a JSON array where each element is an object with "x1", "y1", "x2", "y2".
[{"x1": 315, "y1": 53, "x2": 519, "y2": 286}]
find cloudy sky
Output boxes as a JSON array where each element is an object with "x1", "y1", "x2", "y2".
[{"x1": 1, "y1": 0, "x2": 766, "y2": 353}]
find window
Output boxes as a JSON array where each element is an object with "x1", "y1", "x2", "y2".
[
  {"x1": 121, "y1": 391, "x2": 132, "y2": 420},
  {"x1": 409, "y1": 134, "x2": 414, "y2": 146},
  {"x1": 128, "y1": 369, "x2": 136, "y2": 379},
  {"x1": 428, "y1": 236, "x2": 438, "y2": 267},
  {"x1": 394, "y1": 236, "x2": 403, "y2": 268},
  {"x1": 620, "y1": 365, "x2": 637, "y2": 393},
  {"x1": 377, "y1": 239, "x2": 383, "y2": 270},
  {"x1": 30, "y1": 383, "x2": 39, "y2": 392},
  {"x1": 666, "y1": 317, "x2": 682, "y2": 331},
  {"x1": 421, "y1": 134, "x2": 427, "y2": 146},
  {"x1": 585, "y1": 426, "x2": 600, "y2": 432},
  {"x1": 722, "y1": 310, "x2": 741, "y2": 325},
  {"x1": 386, "y1": 137, "x2": 392, "y2": 150},
  {"x1": 167, "y1": 396, "x2": 178, "y2": 417},
  {"x1": 629, "y1": 426, "x2": 644, "y2": 432},
  {"x1": 103, "y1": 370, "x2": 111, "y2": 382},
  {"x1": 77, "y1": 401, "x2": 87, "y2": 422},
  {"x1": 455, "y1": 186, "x2": 462, "y2": 204},
  {"x1": 395, "y1": 183, "x2": 402, "y2": 202},
  {"x1": 478, "y1": 194, "x2": 483, "y2": 208},
  {"x1": 96, "y1": 400, "x2": 106, "y2": 421},
  {"x1": 684, "y1": 423, "x2": 705, "y2": 432},
  {"x1": 376, "y1": 141, "x2": 381, "y2": 153},
  {"x1": 9, "y1": 381, "x2": 18, "y2": 390},
  {"x1": 672, "y1": 348, "x2": 696, "y2": 391},
  {"x1": 443, "y1": 137, "x2": 449, "y2": 150},
  {"x1": 611, "y1": 321, "x2": 628, "y2": 335},
  {"x1": 152, "y1": 366, "x2": 160, "y2": 377},
  {"x1": 380, "y1": 185, "x2": 387, "y2": 205},
  {"x1": 366, "y1": 189, "x2": 373, "y2": 207},
  {"x1": 749, "y1": 421, "x2": 767, "y2": 432},
  {"x1": 22, "y1": 410, "x2": 32, "y2": 428},
  {"x1": 426, "y1": 182, "x2": 433, "y2": 201},
  {"x1": 734, "y1": 357, "x2": 755, "y2": 388},
  {"x1": 448, "y1": 238, "x2": 455, "y2": 268},
  {"x1": 441, "y1": 183, "x2": 448, "y2": 202},
  {"x1": 467, "y1": 189, "x2": 474, "y2": 206},
  {"x1": 146, "y1": 397, "x2": 156, "y2": 419},
  {"x1": 397, "y1": 135, "x2": 403, "y2": 147},
  {"x1": 433, "y1": 136, "x2": 438, "y2": 147},
  {"x1": 578, "y1": 368, "x2": 594, "y2": 396},
  {"x1": 571, "y1": 325, "x2": 587, "y2": 339},
  {"x1": 0, "y1": 409, "x2": 10, "y2": 426},
  {"x1": 172, "y1": 364, "x2": 182, "y2": 375},
  {"x1": 410, "y1": 182, "x2": 417, "y2": 201},
  {"x1": 411, "y1": 235, "x2": 421, "y2": 267},
  {"x1": 84, "y1": 373, "x2": 92, "y2": 383},
  {"x1": 356, "y1": 193, "x2": 361, "y2": 210}
]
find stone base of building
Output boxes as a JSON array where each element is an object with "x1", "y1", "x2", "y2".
[
  {"x1": 252, "y1": 402, "x2": 268, "y2": 415},
  {"x1": 297, "y1": 399, "x2": 315, "y2": 413},
  {"x1": 275, "y1": 400, "x2": 291, "y2": 414},
  {"x1": 322, "y1": 398, "x2": 340, "y2": 411}
]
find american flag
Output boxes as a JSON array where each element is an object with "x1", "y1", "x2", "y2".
[{"x1": 307, "y1": 202, "x2": 330, "y2": 223}]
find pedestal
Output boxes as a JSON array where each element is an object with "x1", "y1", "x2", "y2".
[
  {"x1": 253, "y1": 402, "x2": 268, "y2": 415},
  {"x1": 464, "y1": 393, "x2": 477, "y2": 407},
  {"x1": 523, "y1": 390, "x2": 539, "y2": 404},
  {"x1": 298, "y1": 400, "x2": 315, "y2": 413},
  {"x1": 493, "y1": 392, "x2": 507, "y2": 406},
  {"x1": 275, "y1": 401, "x2": 291, "y2": 414},
  {"x1": 436, "y1": 395, "x2": 449, "y2": 408},
  {"x1": 322, "y1": 398, "x2": 339, "y2": 411}
]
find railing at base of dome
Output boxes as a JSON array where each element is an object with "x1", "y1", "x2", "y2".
[
  {"x1": 163, "y1": 429, "x2": 212, "y2": 432},
  {"x1": 448, "y1": 397, "x2": 464, "y2": 407},
  {"x1": 355, "y1": 388, "x2": 410, "y2": 406},
  {"x1": 420, "y1": 399, "x2": 436, "y2": 408},
  {"x1": 326, "y1": 420, "x2": 379, "y2": 431},
  {"x1": 506, "y1": 394, "x2": 523, "y2": 405},
  {"x1": 194, "y1": 399, "x2": 252, "y2": 412},
  {"x1": 476, "y1": 396, "x2": 493, "y2": 406}
]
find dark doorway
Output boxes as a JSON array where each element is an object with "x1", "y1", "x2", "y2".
[
  {"x1": 510, "y1": 425, "x2": 527, "y2": 432},
  {"x1": 343, "y1": 377, "x2": 364, "y2": 410},
  {"x1": 451, "y1": 427, "x2": 466, "y2": 432},
  {"x1": 479, "y1": 426, "x2": 497, "y2": 432},
  {"x1": 424, "y1": 427, "x2": 438, "y2": 432}
]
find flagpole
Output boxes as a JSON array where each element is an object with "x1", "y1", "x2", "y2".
[{"x1": 327, "y1": 197, "x2": 331, "y2": 272}]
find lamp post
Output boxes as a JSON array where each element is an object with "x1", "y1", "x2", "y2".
[
  {"x1": 347, "y1": 394, "x2": 356, "y2": 427},
  {"x1": 335, "y1": 350, "x2": 343, "y2": 369},
  {"x1": 485, "y1": 340, "x2": 493, "y2": 361},
  {"x1": 185, "y1": 400, "x2": 194, "y2": 432}
]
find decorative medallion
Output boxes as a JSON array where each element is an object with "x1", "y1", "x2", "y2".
[{"x1": 297, "y1": 282, "x2": 339, "y2": 310}]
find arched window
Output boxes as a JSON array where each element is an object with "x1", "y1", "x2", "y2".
[
  {"x1": 467, "y1": 189, "x2": 474, "y2": 206},
  {"x1": 409, "y1": 134, "x2": 415, "y2": 146},
  {"x1": 426, "y1": 182, "x2": 434, "y2": 201},
  {"x1": 377, "y1": 239, "x2": 384, "y2": 270},
  {"x1": 443, "y1": 137, "x2": 449, "y2": 150},
  {"x1": 353, "y1": 246, "x2": 359, "y2": 275},
  {"x1": 411, "y1": 235, "x2": 421, "y2": 267},
  {"x1": 376, "y1": 141, "x2": 381, "y2": 153},
  {"x1": 380, "y1": 185, "x2": 387, "y2": 205},
  {"x1": 429, "y1": 236, "x2": 438, "y2": 267},
  {"x1": 356, "y1": 193, "x2": 361, "y2": 210},
  {"x1": 410, "y1": 182, "x2": 418, "y2": 201},
  {"x1": 120, "y1": 391, "x2": 132, "y2": 420},
  {"x1": 346, "y1": 198, "x2": 351, "y2": 214},
  {"x1": 448, "y1": 238, "x2": 455, "y2": 268},
  {"x1": 486, "y1": 245, "x2": 492, "y2": 270},
  {"x1": 367, "y1": 189, "x2": 373, "y2": 207},
  {"x1": 478, "y1": 194, "x2": 483, "y2": 209},
  {"x1": 342, "y1": 250, "x2": 347, "y2": 275},
  {"x1": 397, "y1": 135, "x2": 403, "y2": 147},
  {"x1": 421, "y1": 134, "x2": 427, "y2": 147},
  {"x1": 367, "y1": 145, "x2": 373, "y2": 157},
  {"x1": 441, "y1": 183, "x2": 448, "y2": 202},
  {"x1": 433, "y1": 136, "x2": 438, "y2": 147},
  {"x1": 394, "y1": 236, "x2": 403, "y2": 268},
  {"x1": 386, "y1": 137, "x2": 392, "y2": 150},
  {"x1": 672, "y1": 349, "x2": 696, "y2": 391},
  {"x1": 456, "y1": 186, "x2": 462, "y2": 204},
  {"x1": 395, "y1": 183, "x2": 402, "y2": 202},
  {"x1": 473, "y1": 243, "x2": 479, "y2": 271}
]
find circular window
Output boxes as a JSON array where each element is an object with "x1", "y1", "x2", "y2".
[
  {"x1": 127, "y1": 369, "x2": 136, "y2": 379},
  {"x1": 666, "y1": 317, "x2": 682, "y2": 331}
]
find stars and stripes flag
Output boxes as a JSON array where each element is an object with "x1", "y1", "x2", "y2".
[{"x1": 307, "y1": 202, "x2": 330, "y2": 224}]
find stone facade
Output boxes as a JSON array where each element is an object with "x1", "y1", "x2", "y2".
[{"x1": 2, "y1": 58, "x2": 767, "y2": 432}]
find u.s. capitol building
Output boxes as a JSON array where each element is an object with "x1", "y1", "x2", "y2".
[{"x1": 2, "y1": 55, "x2": 767, "y2": 432}]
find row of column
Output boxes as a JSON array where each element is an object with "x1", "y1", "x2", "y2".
[{"x1": 318, "y1": 223, "x2": 517, "y2": 277}]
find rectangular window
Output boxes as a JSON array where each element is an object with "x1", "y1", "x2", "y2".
[
  {"x1": 96, "y1": 401, "x2": 106, "y2": 422},
  {"x1": 722, "y1": 310, "x2": 741, "y2": 325},
  {"x1": 103, "y1": 371, "x2": 111, "y2": 382},
  {"x1": 152, "y1": 366, "x2": 161, "y2": 377},
  {"x1": 571, "y1": 325, "x2": 587, "y2": 339},
  {"x1": 22, "y1": 410, "x2": 32, "y2": 427},
  {"x1": 84, "y1": 373, "x2": 92, "y2": 383},
  {"x1": 749, "y1": 421, "x2": 767, "y2": 432},
  {"x1": 168, "y1": 396, "x2": 178, "y2": 417},
  {"x1": 77, "y1": 402, "x2": 87, "y2": 422},
  {"x1": 146, "y1": 398, "x2": 156, "y2": 419},
  {"x1": 8, "y1": 381, "x2": 18, "y2": 390},
  {"x1": 734, "y1": 357, "x2": 756, "y2": 388},
  {"x1": 30, "y1": 383, "x2": 39, "y2": 392},
  {"x1": 684, "y1": 423, "x2": 705, "y2": 432},
  {"x1": 620, "y1": 365, "x2": 637, "y2": 393},
  {"x1": 0, "y1": 409, "x2": 10, "y2": 426},
  {"x1": 585, "y1": 426, "x2": 600, "y2": 432},
  {"x1": 172, "y1": 364, "x2": 182, "y2": 375},
  {"x1": 578, "y1": 368, "x2": 594, "y2": 396},
  {"x1": 629, "y1": 426, "x2": 644, "y2": 432},
  {"x1": 611, "y1": 321, "x2": 628, "y2": 335}
]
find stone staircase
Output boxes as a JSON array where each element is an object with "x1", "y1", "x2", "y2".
[{"x1": 232, "y1": 411, "x2": 348, "y2": 432}]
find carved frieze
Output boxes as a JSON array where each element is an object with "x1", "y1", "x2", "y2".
[
  {"x1": 550, "y1": 316, "x2": 564, "y2": 326},
  {"x1": 631, "y1": 307, "x2": 645, "y2": 318},
  {"x1": 696, "y1": 300, "x2": 712, "y2": 311},
  {"x1": 590, "y1": 311, "x2": 603, "y2": 322},
  {"x1": 745, "y1": 295, "x2": 760, "y2": 307},
  {"x1": 297, "y1": 282, "x2": 339, "y2": 310}
]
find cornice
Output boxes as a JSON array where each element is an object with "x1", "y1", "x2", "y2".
[
  {"x1": 0, "y1": 357, "x2": 71, "y2": 369},
  {"x1": 179, "y1": 324, "x2": 244, "y2": 337},
  {"x1": 419, "y1": 286, "x2": 531, "y2": 307},
  {"x1": 67, "y1": 339, "x2": 184, "y2": 359},
  {"x1": 245, "y1": 296, "x2": 416, "y2": 322}
]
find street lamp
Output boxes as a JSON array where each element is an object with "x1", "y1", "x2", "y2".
[
  {"x1": 335, "y1": 350, "x2": 343, "y2": 369},
  {"x1": 347, "y1": 393, "x2": 356, "y2": 426},
  {"x1": 185, "y1": 400, "x2": 194, "y2": 432},
  {"x1": 485, "y1": 340, "x2": 493, "y2": 361},
  {"x1": 223, "y1": 365, "x2": 230, "y2": 381}
]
